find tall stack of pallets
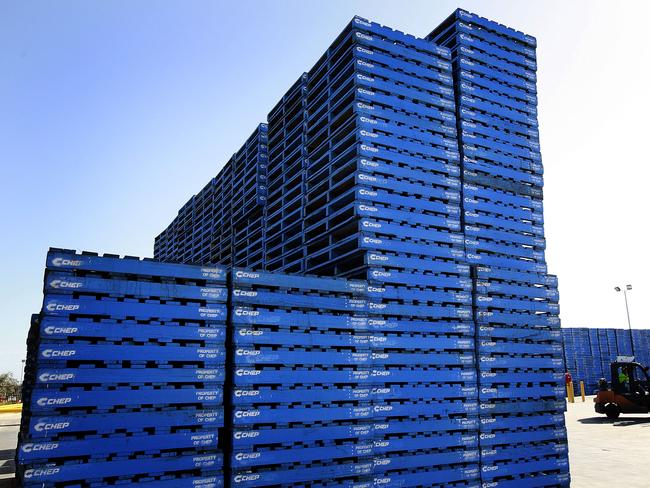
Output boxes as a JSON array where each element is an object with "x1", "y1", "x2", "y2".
[
  {"x1": 17, "y1": 249, "x2": 227, "y2": 487},
  {"x1": 428, "y1": 9, "x2": 568, "y2": 486}
]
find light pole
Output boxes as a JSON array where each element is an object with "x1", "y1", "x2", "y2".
[
  {"x1": 19, "y1": 359, "x2": 25, "y2": 384},
  {"x1": 614, "y1": 284, "x2": 634, "y2": 357}
]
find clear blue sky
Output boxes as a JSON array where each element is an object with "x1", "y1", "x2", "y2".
[{"x1": 2, "y1": 0, "x2": 649, "y2": 378}]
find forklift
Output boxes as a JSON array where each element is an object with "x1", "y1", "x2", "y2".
[{"x1": 594, "y1": 357, "x2": 650, "y2": 419}]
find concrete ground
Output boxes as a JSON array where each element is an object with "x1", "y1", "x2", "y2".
[
  {"x1": 0, "y1": 413, "x2": 19, "y2": 488},
  {"x1": 566, "y1": 395, "x2": 650, "y2": 487}
]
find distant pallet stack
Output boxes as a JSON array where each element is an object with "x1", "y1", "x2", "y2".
[
  {"x1": 263, "y1": 75, "x2": 308, "y2": 273},
  {"x1": 562, "y1": 327, "x2": 650, "y2": 393},
  {"x1": 429, "y1": 9, "x2": 569, "y2": 487},
  {"x1": 229, "y1": 269, "x2": 374, "y2": 487},
  {"x1": 17, "y1": 249, "x2": 227, "y2": 487},
  {"x1": 155, "y1": 124, "x2": 268, "y2": 268}
]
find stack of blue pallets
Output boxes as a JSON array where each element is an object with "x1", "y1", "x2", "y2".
[
  {"x1": 298, "y1": 16, "x2": 481, "y2": 485},
  {"x1": 229, "y1": 269, "x2": 479, "y2": 487},
  {"x1": 155, "y1": 124, "x2": 268, "y2": 268},
  {"x1": 631, "y1": 329, "x2": 650, "y2": 367},
  {"x1": 429, "y1": 9, "x2": 568, "y2": 487},
  {"x1": 229, "y1": 269, "x2": 374, "y2": 487},
  {"x1": 17, "y1": 249, "x2": 227, "y2": 487},
  {"x1": 562, "y1": 327, "x2": 649, "y2": 393}
]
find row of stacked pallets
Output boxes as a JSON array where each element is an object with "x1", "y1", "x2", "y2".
[{"x1": 563, "y1": 327, "x2": 649, "y2": 393}]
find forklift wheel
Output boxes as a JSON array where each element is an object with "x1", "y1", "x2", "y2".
[{"x1": 605, "y1": 403, "x2": 621, "y2": 419}]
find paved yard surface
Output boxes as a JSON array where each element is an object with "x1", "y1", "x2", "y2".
[
  {"x1": 0, "y1": 413, "x2": 19, "y2": 487},
  {"x1": 566, "y1": 395, "x2": 650, "y2": 487}
]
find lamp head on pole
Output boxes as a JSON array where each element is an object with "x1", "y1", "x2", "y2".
[
  {"x1": 626, "y1": 284, "x2": 632, "y2": 291},
  {"x1": 615, "y1": 286, "x2": 621, "y2": 292}
]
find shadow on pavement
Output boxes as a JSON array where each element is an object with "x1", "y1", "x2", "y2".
[{"x1": 578, "y1": 416, "x2": 650, "y2": 426}]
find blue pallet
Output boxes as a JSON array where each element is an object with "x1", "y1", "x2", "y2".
[
  {"x1": 353, "y1": 16, "x2": 451, "y2": 60},
  {"x1": 233, "y1": 349, "x2": 372, "y2": 366},
  {"x1": 368, "y1": 270, "x2": 472, "y2": 290},
  {"x1": 477, "y1": 325, "x2": 561, "y2": 342},
  {"x1": 365, "y1": 253, "x2": 470, "y2": 275},
  {"x1": 460, "y1": 118, "x2": 539, "y2": 150},
  {"x1": 477, "y1": 340, "x2": 562, "y2": 356},
  {"x1": 18, "y1": 430, "x2": 218, "y2": 462},
  {"x1": 480, "y1": 457, "x2": 569, "y2": 480},
  {"x1": 231, "y1": 307, "x2": 371, "y2": 329},
  {"x1": 20, "y1": 452, "x2": 223, "y2": 484},
  {"x1": 474, "y1": 265, "x2": 556, "y2": 286},
  {"x1": 233, "y1": 422, "x2": 375, "y2": 449},
  {"x1": 464, "y1": 210, "x2": 544, "y2": 237},
  {"x1": 480, "y1": 413, "x2": 565, "y2": 431},
  {"x1": 369, "y1": 302, "x2": 472, "y2": 320},
  {"x1": 474, "y1": 281, "x2": 558, "y2": 299},
  {"x1": 479, "y1": 399, "x2": 566, "y2": 415},
  {"x1": 464, "y1": 156, "x2": 543, "y2": 188},
  {"x1": 374, "y1": 467, "x2": 480, "y2": 487},
  {"x1": 38, "y1": 317, "x2": 226, "y2": 343},
  {"x1": 232, "y1": 269, "x2": 366, "y2": 294},
  {"x1": 25, "y1": 409, "x2": 224, "y2": 439},
  {"x1": 26, "y1": 387, "x2": 223, "y2": 412},
  {"x1": 356, "y1": 204, "x2": 460, "y2": 231},
  {"x1": 463, "y1": 200, "x2": 543, "y2": 228},
  {"x1": 36, "y1": 343, "x2": 225, "y2": 364},
  {"x1": 368, "y1": 286, "x2": 471, "y2": 304},
  {"x1": 463, "y1": 182, "x2": 543, "y2": 211},
  {"x1": 44, "y1": 272, "x2": 228, "y2": 302},
  {"x1": 233, "y1": 328, "x2": 371, "y2": 348},
  {"x1": 372, "y1": 450, "x2": 479, "y2": 473},
  {"x1": 232, "y1": 442, "x2": 373, "y2": 469},
  {"x1": 42, "y1": 295, "x2": 227, "y2": 322},
  {"x1": 233, "y1": 417, "x2": 477, "y2": 449},
  {"x1": 232, "y1": 287, "x2": 367, "y2": 310},
  {"x1": 452, "y1": 10, "x2": 536, "y2": 53},
  {"x1": 34, "y1": 367, "x2": 225, "y2": 385},
  {"x1": 474, "y1": 296, "x2": 558, "y2": 314},
  {"x1": 234, "y1": 368, "x2": 476, "y2": 388},
  {"x1": 47, "y1": 249, "x2": 227, "y2": 282},
  {"x1": 230, "y1": 460, "x2": 372, "y2": 487}
]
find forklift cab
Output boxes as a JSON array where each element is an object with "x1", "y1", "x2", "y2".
[{"x1": 611, "y1": 361, "x2": 650, "y2": 406}]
